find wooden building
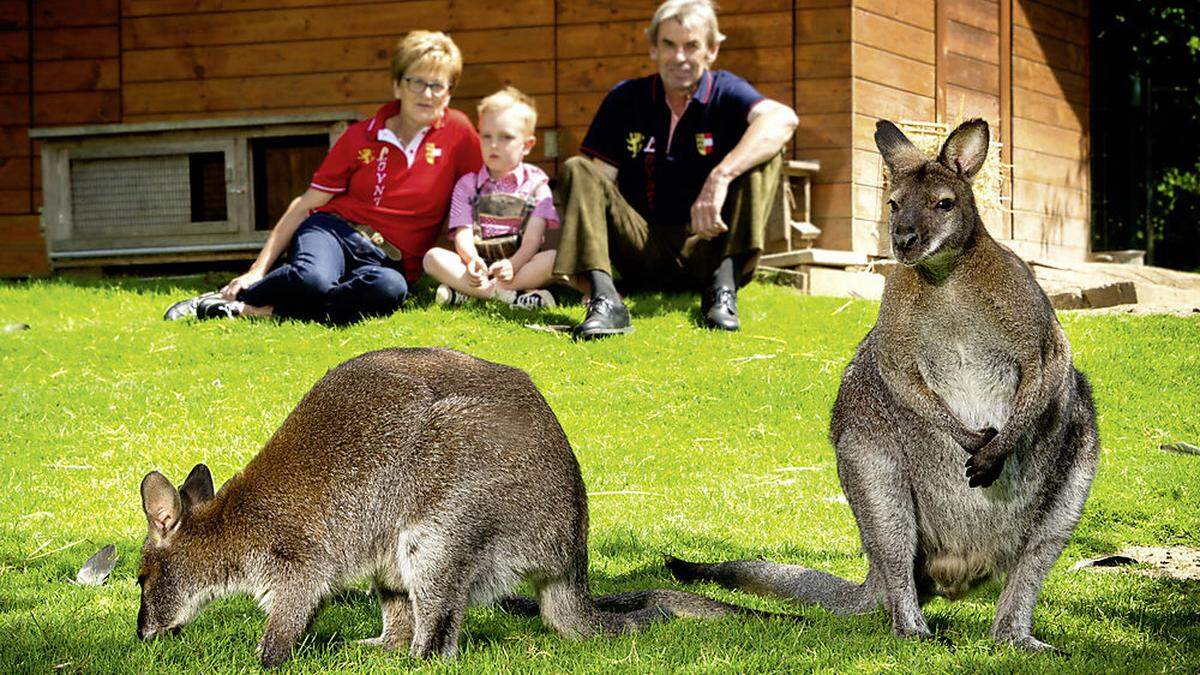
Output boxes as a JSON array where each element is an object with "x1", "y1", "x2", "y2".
[{"x1": 0, "y1": 0, "x2": 1089, "y2": 276}]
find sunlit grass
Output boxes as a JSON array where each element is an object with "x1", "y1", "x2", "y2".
[{"x1": 0, "y1": 275, "x2": 1196, "y2": 672}]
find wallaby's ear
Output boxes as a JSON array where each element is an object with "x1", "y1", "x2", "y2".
[
  {"x1": 141, "y1": 471, "x2": 182, "y2": 541},
  {"x1": 874, "y1": 120, "x2": 926, "y2": 177},
  {"x1": 179, "y1": 464, "x2": 214, "y2": 510},
  {"x1": 939, "y1": 118, "x2": 989, "y2": 181}
]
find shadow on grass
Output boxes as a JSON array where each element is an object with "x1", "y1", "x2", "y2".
[{"x1": 5, "y1": 534, "x2": 1199, "y2": 671}]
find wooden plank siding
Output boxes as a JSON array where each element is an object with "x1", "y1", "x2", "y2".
[
  {"x1": 1009, "y1": 0, "x2": 1089, "y2": 261},
  {"x1": 846, "y1": 0, "x2": 936, "y2": 255},
  {"x1": 938, "y1": 0, "x2": 1004, "y2": 240},
  {"x1": 0, "y1": 1, "x2": 48, "y2": 274},
  {"x1": 843, "y1": 0, "x2": 1089, "y2": 262},
  {"x1": 795, "y1": 1, "x2": 852, "y2": 250}
]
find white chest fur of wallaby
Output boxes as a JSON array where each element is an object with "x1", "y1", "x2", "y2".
[
  {"x1": 135, "y1": 348, "x2": 771, "y2": 669},
  {"x1": 666, "y1": 119, "x2": 1099, "y2": 654}
]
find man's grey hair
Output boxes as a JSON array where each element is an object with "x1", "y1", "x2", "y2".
[{"x1": 645, "y1": 0, "x2": 726, "y2": 48}]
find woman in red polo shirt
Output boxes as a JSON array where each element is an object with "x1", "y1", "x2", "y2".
[{"x1": 164, "y1": 30, "x2": 482, "y2": 323}]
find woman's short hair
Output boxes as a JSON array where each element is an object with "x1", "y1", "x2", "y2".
[
  {"x1": 391, "y1": 30, "x2": 463, "y2": 87},
  {"x1": 477, "y1": 86, "x2": 538, "y2": 135},
  {"x1": 645, "y1": 0, "x2": 726, "y2": 48}
]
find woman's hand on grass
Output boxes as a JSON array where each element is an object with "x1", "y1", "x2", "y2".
[
  {"x1": 488, "y1": 259, "x2": 514, "y2": 282},
  {"x1": 221, "y1": 270, "x2": 264, "y2": 300}
]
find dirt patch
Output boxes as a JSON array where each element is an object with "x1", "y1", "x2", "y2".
[{"x1": 1073, "y1": 546, "x2": 1200, "y2": 581}]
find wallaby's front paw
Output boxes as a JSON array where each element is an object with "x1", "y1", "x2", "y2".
[
  {"x1": 964, "y1": 448, "x2": 1006, "y2": 488},
  {"x1": 959, "y1": 427, "x2": 998, "y2": 453}
]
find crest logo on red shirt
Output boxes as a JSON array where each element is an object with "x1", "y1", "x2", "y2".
[
  {"x1": 357, "y1": 148, "x2": 375, "y2": 164},
  {"x1": 424, "y1": 143, "x2": 442, "y2": 165},
  {"x1": 695, "y1": 133, "x2": 714, "y2": 156}
]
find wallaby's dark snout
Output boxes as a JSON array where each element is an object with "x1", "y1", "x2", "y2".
[{"x1": 890, "y1": 227, "x2": 919, "y2": 257}]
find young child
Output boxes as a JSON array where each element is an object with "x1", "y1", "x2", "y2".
[{"x1": 423, "y1": 86, "x2": 558, "y2": 309}]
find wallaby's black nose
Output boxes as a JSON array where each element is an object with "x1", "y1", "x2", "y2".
[{"x1": 892, "y1": 230, "x2": 919, "y2": 252}]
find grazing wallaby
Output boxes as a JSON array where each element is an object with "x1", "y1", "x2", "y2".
[
  {"x1": 667, "y1": 119, "x2": 1099, "y2": 653},
  {"x1": 136, "y1": 348, "x2": 766, "y2": 668}
]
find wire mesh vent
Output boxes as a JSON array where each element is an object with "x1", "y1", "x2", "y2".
[{"x1": 70, "y1": 154, "x2": 227, "y2": 236}]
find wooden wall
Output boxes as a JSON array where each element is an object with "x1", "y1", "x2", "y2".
[
  {"x1": 846, "y1": 0, "x2": 1089, "y2": 260},
  {"x1": 846, "y1": 0, "x2": 937, "y2": 255},
  {"x1": 0, "y1": 0, "x2": 1091, "y2": 276},
  {"x1": 0, "y1": 0, "x2": 120, "y2": 274},
  {"x1": 938, "y1": 0, "x2": 1005, "y2": 240},
  {"x1": 795, "y1": 1, "x2": 851, "y2": 251},
  {"x1": 1008, "y1": 0, "x2": 1089, "y2": 261}
]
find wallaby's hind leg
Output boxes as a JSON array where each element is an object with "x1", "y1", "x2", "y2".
[
  {"x1": 838, "y1": 430, "x2": 928, "y2": 639},
  {"x1": 409, "y1": 583, "x2": 470, "y2": 660},
  {"x1": 535, "y1": 573, "x2": 609, "y2": 638},
  {"x1": 831, "y1": 356, "x2": 930, "y2": 638},
  {"x1": 666, "y1": 557, "x2": 876, "y2": 616},
  {"x1": 991, "y1": 385, "x2": 1097, "y2": 653},
  {"x1": 408, "y1": 552, "x2": 485, "y2": 660},
  {"x1": 359, "y1": 586, "x2": 414, "y2": 651}
]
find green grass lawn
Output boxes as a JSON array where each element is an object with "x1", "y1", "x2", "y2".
[{"x1": 1, "y1": 275, "x2": 1197, "y2": 673}]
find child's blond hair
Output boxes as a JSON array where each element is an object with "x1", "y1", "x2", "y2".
[{"x1": 477, "y1": 86, "x2": 538, "y2": 136}]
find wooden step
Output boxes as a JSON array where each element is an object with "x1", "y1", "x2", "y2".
[{"x1": 760, "y1": 248, "x2": 870, "y2": 269}]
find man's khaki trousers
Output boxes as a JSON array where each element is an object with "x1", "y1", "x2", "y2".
[{"x1": 551, "y1": 153, "x2": 783, "y2": 290}]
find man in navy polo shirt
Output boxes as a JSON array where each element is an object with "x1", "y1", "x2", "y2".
[{"x1": 553, "y1": 0, "x2": 798, "y2": 338}]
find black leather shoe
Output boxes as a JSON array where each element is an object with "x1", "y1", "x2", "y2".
[
  {"x1": 572, "y1": 296, "x2": 633, "y2": 340},
  {"x1": 163, "y1": 291, "x2": 219, "y2": 320},
  {"x1": 195, "y1": 296, "x2": 243, "y2": 320},
  {"x1": 702, "y1": 287, "x2": 740, "y2": 331}
]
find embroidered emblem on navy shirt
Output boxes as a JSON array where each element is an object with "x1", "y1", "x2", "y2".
[
  {"x1": 695, "y1": 133, "x2": 714, "y2": 156},
  {"x1": 626, "y1": 132, "x2": 645, "y2": 157}
]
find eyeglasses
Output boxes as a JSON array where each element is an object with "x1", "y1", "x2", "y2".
[{"x1": 401, "y1": 76, "x2": 449, "y2": 96}]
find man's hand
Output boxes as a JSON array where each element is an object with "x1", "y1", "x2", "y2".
[
  {"x1": 690, "y1": 171, "x2": 731, "y2": 240},
  {"x1": 220, "y1": 270, "x2": 264, "y2": 300},
  {"x1": 488, "y1": 259, "x2": 514, "y2": 282},
  {"x1": 466, "y1": 256, "x2": 489, "y2": 286}
]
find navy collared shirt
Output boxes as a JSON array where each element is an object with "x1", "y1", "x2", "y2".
[{"x1": 580, "y1": 69, "x2": 764, "y2": 227}]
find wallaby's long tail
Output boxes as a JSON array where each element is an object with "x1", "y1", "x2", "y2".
[
  {"x1": 591, "y1": 588, "x2": 792, "y2": 622},
  {"x1": 666, "y1": 556, "x2": 878, "y2": 617},
  {"x1": 508, "y1": 573, "x2": 799, "y2": 638}
]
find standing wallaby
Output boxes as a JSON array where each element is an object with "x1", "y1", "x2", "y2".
[
  {"x1": 137, "y1": 348, "x2": 769, "y2": 668},
  {"x1": 667, "y1": 119, "x2": 1099, "y2": 653}
]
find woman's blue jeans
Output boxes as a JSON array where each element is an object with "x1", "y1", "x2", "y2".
[{"x1": 238, "y1": 212, "x2": 408, "y2": 324}]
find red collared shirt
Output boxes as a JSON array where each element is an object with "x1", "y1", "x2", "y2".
[{"x1": 310, "y1": 100, "x2": 482, "y2": 279}]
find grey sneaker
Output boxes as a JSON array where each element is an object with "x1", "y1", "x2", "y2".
[
  {"x1": 510, "y1": 289, "x2": 555, "y2": 310},
  {"x1": 163, "y1": 291, "x2": 220, "y2": 320}
]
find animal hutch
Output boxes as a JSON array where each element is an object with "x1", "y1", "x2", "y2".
[{"x1": 30, "y1": 113, "x2": 358, "y2": 266}]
